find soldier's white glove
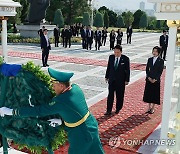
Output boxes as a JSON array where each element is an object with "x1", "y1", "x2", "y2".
[
  {"x1": 0, "y1": 107, "x2": 13, "y2": 117},
  {"x1": 48, "y1": 119, "x2": 62, "y2": 127}
]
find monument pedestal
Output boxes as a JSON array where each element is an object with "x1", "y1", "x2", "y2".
[{"x1": 17, "y1": 24, "x2": 56, "y2": 38}]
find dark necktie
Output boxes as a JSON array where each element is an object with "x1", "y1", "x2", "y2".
[{"x1": 114, "y1": 58, "x2": 119, "y2": 70}]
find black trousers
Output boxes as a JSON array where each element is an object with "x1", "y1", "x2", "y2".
[
  {"x1": 95, "y1": 39, "x2": 101, "y2": 50},
  {"x1": 82, "y1": 38, "x2": 87, "y2": 49},
  {"x1": 102, "y1": 37, "x2": 107, "y2": 46},
  {"x1": 62, "y1": 37, "x2": 65, "y2": 47},
  {"x1": 117, "y1": 39, "x2": 122, "y2": 45},
  {"x1": 65, "y1": 38, "x2": 71, "y2": 48},
  {"x1": 110, "y1": 41, "x2": 115, "y2": 50},
  {"x1": 42, "y1": 47, "x2": 49, "y2": 66},
  {"x1": 107, "y1": 81, "x2": 125, "y2": 112},
  {"x1": 87, "y1": 38, "x2": 92, "y2": 50},
  {"x1": 0, "y1": 134, "x2": 2, "y2": 147},
  {"x1": 54, "y1": 36, "x2": 59, "y2": 47},
  {"x1": 160, "y1": 46, "x2": 167, "y2": 60},
  {"x1": 127, "y1": 35, "x2": 132, "y2": 44}
]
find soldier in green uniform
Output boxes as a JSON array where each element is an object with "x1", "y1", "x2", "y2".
[{"x1": 0, "y1": 68, "x2": 104, "y2": 154}]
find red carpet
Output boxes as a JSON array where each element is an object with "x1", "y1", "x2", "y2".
[
  {"x1": 6, "y1": 51, "x2": 146, "y2": 71},
  {"x1": 90, "y1": 72, "x2": 165, "y2": 153}
]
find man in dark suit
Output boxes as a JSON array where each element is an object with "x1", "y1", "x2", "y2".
[
  {"x1": 87, "y1": 25, "x2": 94, "y2": 50},
  {"x1": 126, "y1": 25, "x2": 133, "y2": 44},
  {"x1": 41, "y1": 29, "x2": 51, "y2": 67},
  {"x1": 64, "y1": 25, "x2": 72, "y2": 48},
  {"x1": 105, "y1": 45, "x2": 130, "y2": 115},
  {"x1": 38, "y1": 26, "x2": 45, "y2": 37},
  {"x1": 81, "y1": 26, "x2": 87, "y2": 49},
  {"x1": 159, "y1": 30, "x2": 169, "y2": 60},
  {"x1": 94, "y1": 27, "x2": 102, "y2": 50},
  {"x1": 61, "y1": 25, "x2": 67, "y2": 47},
  {"x1": 102, "y1": 27, "x2": 108, "y2": 46},
  {"x1": 54, "y1": 25, "x2": 60, "y2": 47}
]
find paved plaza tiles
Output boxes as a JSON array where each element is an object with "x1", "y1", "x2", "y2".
[{"x1": 0, "y1": 32, "x2": 165, "y2": 154}]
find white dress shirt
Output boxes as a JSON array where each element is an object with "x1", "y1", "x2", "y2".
[
  {"x1": 114, "y1": 56, "x2": 121, "y2": 66},
  {"x1": 44, "y1": 35, "x2": 49, "y2": 47},
  {"x1": 153, "y1": 56, "x2": 158, "y2": 65}
]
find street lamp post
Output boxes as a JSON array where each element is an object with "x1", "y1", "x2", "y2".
[{"x1": 88, "y1": 0, "x2": 94, "y2": 26}]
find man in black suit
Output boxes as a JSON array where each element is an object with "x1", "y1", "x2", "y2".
[
  {"x1": 81, "y1": 26, "x2": 87, "y2": 49},
  {"x1": 38, "y1": 26, "x2": 45, "y2": 37},
  {"x1": 102, "y1": 27, "x2": 108, "y2": 46},
  {"x1": 61, "y1": 25, "x2": 67, "y2": 47},
  {"x1": 105, "y1": 45, "x2": 130, "y2": 115},
  {"x1": 159, "y1": 30, "x2": 169, "y2": 60},
  {"x1": 41, "y1": 29, "x2": 51, "y2": 67},
  {"x1": 64, "y1": 25, "x2": 72, "y2": 48},
  {"x1": 54, "y1": 25, "x2": 60, "y2": 47},
  {"x1": 87, "y1": 25, "x2": 94, "y2": 50},
  {"x1": 126, "y1": 25, "x2": 133, "y2": 44},
  {"x1": 94, "y1": 27, "x2": 102, "y2": 50}
]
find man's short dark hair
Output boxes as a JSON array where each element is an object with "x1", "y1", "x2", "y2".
[
  {"x1": 114, "y1": 44, "x2": 122, "y2": 51},
  {"x1": 153, "y1": 46, "x2": 161, "y2": 54},
  {"x1": 163, "y1": 30, "x2": 167, "y2": 33},
  {"x1": 42, "y1": 26, "x2": 45, "y2": 29},
  {"x1": 43, "y1": 29, "x2": 48, "y2": 32}
]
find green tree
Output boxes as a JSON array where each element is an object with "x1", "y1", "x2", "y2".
[
  {"x1": 139, "y1": 13, "x2": 148, "y2": 31},
  {"x1": 104, "y1": 11, "x2": 109, "y2": 28},
  {"x1": 75, "y1": 16, "x2": 83, "y2": 23},
  {"x1": 116, "y1": 15, "x2": 124, "y2": 28},
  {"x1": 98, "y1": 6, "x2": 117, "y2": 27},
  {"x1": 147, "y1": 16, "x2": 156, "y2": 30},
  {"x1": 132, "y1": 9, "x2": 145, "y2": 29},
  {"x1": 8, "y1": 0, "x2": 22, "y2": 24},
  {"x1": 19, "y1": 0, "x2": 29, "y2": 23},
  {"x1": 46, "y1": 0, "x2": 62, "y2": 23},
  {"x1": 156, "y1": 20, "x2": 161, "y2": 29},
  {"x1": 122, "y1": 11, "x2": 134, "y2": 27},
  {"x1": 82, "y1": 12, "x2": 90, "y2": 26},
  {"x1": 53, "y1": 9, "x2": 64, "y2": 28},
  {"x1": 46, "y1": 0, "x2": 90, "y2": 24},
  {"x1": 93, "y1": 12, "x2": 104, "y2": 27}
]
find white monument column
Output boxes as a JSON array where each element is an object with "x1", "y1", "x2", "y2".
[
  {"x1": 159, "y1": 22, "x2": 178, "y2": 152},
  {"x1": 1, "y1": 18, "x2": 8, "y2": 62},
  {"x1": 0, "y1": 0, "x2": 21, "y2": 62},
  {"x1": 148, "y1": 0, "x2": 180, "y2": 153}
]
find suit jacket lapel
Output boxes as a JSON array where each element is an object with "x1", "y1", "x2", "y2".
[{"x1": 153, "y1": 57, "x2": 160, "y2": 67}]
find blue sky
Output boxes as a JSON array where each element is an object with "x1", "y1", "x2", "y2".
[{"x1": 94, "y1": 0, "x2": 154, "y2": 10}]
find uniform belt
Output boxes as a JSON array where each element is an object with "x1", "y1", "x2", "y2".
[{"x1": 64, "y1": 111, "x2": 90, "y2": 128}]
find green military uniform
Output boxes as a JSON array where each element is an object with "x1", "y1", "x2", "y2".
[{"x1": 13, "y1": 68, "x2": 104, "y2": 154}]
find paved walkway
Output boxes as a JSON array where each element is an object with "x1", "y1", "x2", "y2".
[{"x1": 0, "y1": 32, "x2": 163, "y2": 154}]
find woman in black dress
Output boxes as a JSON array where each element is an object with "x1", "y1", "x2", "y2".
[
  {"x1": 143, "y1": 46, "x2": 164, "y2": 114},
  {"x1": 110, "y1": 30, "x2": 116, "y2": 50}
]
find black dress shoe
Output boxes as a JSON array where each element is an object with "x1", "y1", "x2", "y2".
[
  {"x1": 149, "y1": 109, "x2": 155, "y2": 114},
  {"x1": 104, "y1": 112, "x2": 111, "y2": 116},
  {"x1": 115, "y1": 110, "x2": 120, "y2": 114},
  {"x1": 145, "y1": 109, "x2": 151, "y2": 114},
  {"x1": 46, "y1": 64, "x2": 49, "y2": 67},
  {"x1": 42, "y1": 65, "x2": 46, "y2": 67}
]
